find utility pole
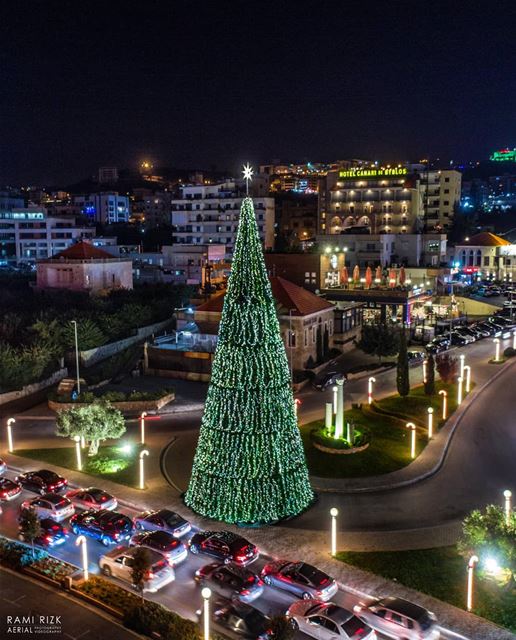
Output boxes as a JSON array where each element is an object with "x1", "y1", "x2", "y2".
[{"x1": 71, "y1": 320, "x2": 80, "y2": 395}]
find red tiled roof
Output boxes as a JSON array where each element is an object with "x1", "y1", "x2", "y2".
[
  {"x1": 464, "y1": 232, "x2": 511, "y2": 247},
  {"x1": 52, "y1": 242, "x2": 114, "y2": 260},
  {"x1": 196, "y1": 276, "x2": 333, "y2": 317}
]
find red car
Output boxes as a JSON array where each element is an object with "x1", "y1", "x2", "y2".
[{"x1": 0, "y1": 477, "x2": 22, "y2": 501}]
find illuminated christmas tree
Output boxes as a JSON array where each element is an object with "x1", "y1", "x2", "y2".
[{"x1": 185, "y1": 195, "x2": 314, "y2": 524}]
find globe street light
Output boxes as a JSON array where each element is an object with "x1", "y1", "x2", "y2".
[
  {"x1": 6, "y1": 417, "x2": 15, "y2": 453},
  {"x1": 330, "y1": 507, "x2": 338, "y2": 557},
  {"x1": 140, "y1": 411, "x2": 147, "y2": 445},
  {"x1": 74, "y1": 436, "x2": 82, "y2": 471},
  {"x1": 139, "y1": 449, "x2": 149, "y2": 490},
  {"x1": 467, "y1": 555, "x2": 479, "y2": 612},
  {"x1": 438, "y1": 389, "x2": 447, "y2": 420},
  {"x1": 464, "y1": 365, "x2": 471, "y2": 393},
  {"x1": 427, "y1": 407, "x2": 434, "y2": 439},
  {"x1": 368, "y1": 377, "x2": 376, "y2": 405},
  {"x1": 493, "y1": 338, "x2": 500, "y2": 362},
  {"x1": 457, "y1": 377, "x2": 463, "y2": 406},
  {"x1": 75, "y1": 535, "x2": 89, "y2": 581},
  {"x1": 201, "y1": 587, "x2": 212, "y2": 640},
  {"x1": 504, "y1": 490, "x2": 512, "y2": 526},
  {"x1": 406, "y1": 422, "x2": 416, "y2": 459}
]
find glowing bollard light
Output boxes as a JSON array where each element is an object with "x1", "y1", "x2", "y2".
[
  {"x1": 75, "y1": 535, "x2": 89, "y2": 581},
  {"x1": 406, "y1": 422, "x2": 416, "y2": 459},
  {"x1": 332, "y1": 385, "x2": 338, "y2": 414},
  {"x1": 464, "y1": 365, "x2": 471, "y2": 393},
  {"x1": 334, "y1": 379, "x2": 345, "y2": 440},
  {"x1": 201, "y1": 587, "x2": 212, "y2": 640},
  {"x1": 493, "y1": 338, "x2": 500, "y2": 362},
  {"x1": 6, "y1": 417, "x2": 15, "y2": 453},
  {"x1": 368, "y1": 376, "x2": 376, "y2": 405},
  {"x1": 330, "y1": 508, "x2": 338, "y2": 557},
  {"x1": 457, "y1": 377, "x2": 463, "y2": 406},
  {"x1": 504, "y1": 490, "x2": 512, "y2": 526},
  {"x1": 427, "y1": 407, "x2": 434, "y2": 439},
  {"x1": 325, "y1": 403, "x2": 333, "y2": 431},
  {"x1": 439, "y1": 389, "x2": 448, "y2": 420},
  {"x1": 140, "y1": 411, "x2": 147, "y2": 445},
  {"x1": 513, "y1": 330, "x2": 516, "y2": 350},
  {"x1": 459, "y1": 354, "x2": 465, "y2": 378},
  {"x1": 467, "y1": 555, "x2": 479, "y2": 612},
  {"x1": 74, "y1": 436, "x2": 82, "y2": 471},
  {"x1": 294, "y1": 398, "x2": 301, "y2": 419},
  {"x1": 139, "y1": 449, "x2": 149, "y2": 490},
  {"x1": 80, "y1": 436, "x2": 85, "y2": 449},
  {"x1": 422, "y1": 359, "x2": 428, "y2": 384}
]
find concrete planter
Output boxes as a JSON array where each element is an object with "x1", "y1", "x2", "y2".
[
  {"x1": 48, "y1": 392, "x2": 175, "y2": 413},
  {"x1": 312, "y1": 440, "x2": 370, "y2": 455}
]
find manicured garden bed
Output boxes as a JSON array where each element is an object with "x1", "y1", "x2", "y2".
[
  {"x1": 336, "y1": 546, "x2": 516, "y2": 633},
  {"x1": 48, "y1": 388, "x2": 175, "y2": 412}
]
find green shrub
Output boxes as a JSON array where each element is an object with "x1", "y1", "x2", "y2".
[
  {"x1": 310, "y1": 426, "x2": 370, "y2": 450},
  {"x1": 102, "y1": 391, "x2": 126, "y2": 402},
  {"x1": 0, "y1": 537, "x2": 47, "y2": 569},
  {"x1": 86, "y1": 456, "x2": 129, "y2": 474},
  {"x1": 124, "y1": 601, "x2": 201, "y2": 640},
  {"x1": 503, "y1": 346, "x2": 516, "y2": 358},
  {"x1": 79, "y1": 576, "x2": 140, "y2": 612}
]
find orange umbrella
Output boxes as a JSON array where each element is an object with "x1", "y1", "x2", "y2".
[
  {"x1": 341, "y1": 266, "x2": 349, "y2": 285},
  {"x1": 353, "y1": 265, "x2": 360, "y2": 283},
  {"x1": 375, "y1": 265, "x2": 382, "y2": 282},
  {"x1": 399, "y1": 266, "x2": 406, "y2": 285},
  {"x1": 389, "y1": 268, "x2": 397, "y2": 288},
  {"x1": 365, "y1": 266, "x2": 373, "y2": 288}
]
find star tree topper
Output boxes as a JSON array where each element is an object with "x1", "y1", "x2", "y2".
[{"x1": 242, "y1": 163, "x2": 254, "y2": 195}]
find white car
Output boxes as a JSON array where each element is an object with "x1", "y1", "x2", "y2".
[
  {"x1": 354, "y1": 597, "x2": 439, "y2": 640},
  {"x1": 66, "y1": 487, "x2": 118, "y2": 511},
  {"x1": 99, "y1": 545, "x2": 175, "y2": 593},
  {"x1": 288, "y1": 600, "x2": 376, "y2": 639},
  {"x1": 21, "y1": 494, "x2": 75, "y2": 522}
]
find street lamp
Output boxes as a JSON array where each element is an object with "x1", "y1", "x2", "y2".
[
  {"x1": 438, "y1": 390, "x2": 447, "y2": 420},
  {"x1": 466, "y1": 555, "x2": 479, "y2": 612},
  {"x1": 294, "y1": 398, "x2": 301, "y2": 419},
  {"x1": 513, "y1": 330, "x2": 516, "y2": 351},
  {"x1": 504, "y1": 490, "x2": 512, "y2": 526},
  {"x1": 201, "y1": 587, "x2": 211, "y2": 640},
  {"x1": 74, "y1": 436, "x2": 82, "y2": 471},
  {"x1": 6, "y1": 417, "x2": 15, "y2": 453},
  {"x1": 406, "y1": 422, "x2": 416, "y2": 459},
  {"x1": 422, "y1": 359, "x2": 428, "y2": 384},
  {"x1": 427, "y1": 407, "x2": 434, "y2": 439},
  {"x1": 464, "y1": 365, "x2": 471, "y2": 393},
  {"x1": 332, "y1": 385, "x2": 338, "y2": 414},
  {"x1": 457, "y1": 376, "x2": 463, "y2": 405},
  {"x1": 368, "y1": 377, "x2": 376, "y2": 405},
  {"x1": 75, "y1": 535, "x2": 89, "y2": 581},
  {"x1": 140, "y1": 411, "x2": 147, "y2": 445},
  {"x1": 71, "y1": 320, "x2": 81, "y2": 395},
  {"x1": 493, "y1": 338, "x2": 500, "y2": 362},
  {"x1": 139, "y1": 449, "x2": 149, "y2": 490},
  {"x1": 330, "y1": 508, "x2": 338, "y2": 556},
  {"x1": 459, "y1": 354, "x2": 465, "y2": 379}
]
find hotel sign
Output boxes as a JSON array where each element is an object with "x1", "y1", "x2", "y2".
[
  {"x1": 338, "y1": 166, "x2": 408, "y2": 179},
  {"x1": 490, "y1": 148, "x2": 516, "y2": 162}
]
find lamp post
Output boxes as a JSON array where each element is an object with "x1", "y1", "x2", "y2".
[
  {"x1": 201, "y1": 587, "x2": 212, "y2": 640},
  {"x1": 464, "y1": 365, "x2": 471, "y2": 393},
  {"x1": 74, "y1": 436, "x2": 82, "y2": 471},
  {"x1": 330, "y1": 508, "x2": 338, "y2": 557},
  {"x1": 368, "y1": 377, "x2": 376, "y2": 405},
  {"x1": 427, "y1": 407, "x2": 434, "y2": 439},
  {"x1": 6, "y1": 417, "x2": 15, "y2": 453},
  {"x1": 457, "y1": 377, "x2": 463, "y2": 406},
  {"x1": 438, "y1": 390, "x2": 447, "y2": 420},
  {"x1": 493, "y1": 338, "x2": 500, "y2": 362},
  {"x1": 71, "y1": 320, "x2": 81, "y2": 395},
  {"x1": 140, "y1": 411, "x2": 147, "y2": 445},
  {"x1": 332, "y1": 386, "x2": 338, "y2": 414},
  {"x1": 406, "y1": 422, "x2": 416, "y2": 459},
  {"x1": 467, "y1": 555, "x2": 479, "y2": 612},
  {"x1": 459, "y1": 354, "x2": 465, "y2": 379},
  {"x1": 75, "y1": 535, "x2": 89, "y2": 581},
  {"x1": 139, "y1": 449, "x2": 149, "y2": 490},
  {"x1": 513, "y1": 330, "x2": 516, "y2": 350},
  {"x1": 504, "y1": 490, "x2": 512, "y2": 526},
  {"x1": 423, "y1": 359, "x2": 428, "y2": 384}
]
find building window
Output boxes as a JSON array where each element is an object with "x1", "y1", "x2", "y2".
[
  {"x1": 443, "y1": 200, "x2": 450, "y2": 206},
  {"x1": 444, "y1": 177, "x2": 450, "y2": 183},
  {"x1": 476, "y1": 250, "x2": 481, "y2": 266},
  {"x1": 312, "y1": 326, "x2": 317, "y2": 344},
  {"x1": 329, "y1": 320, "x2": 333, "y2": 336},
  {"x1": 444, "y1": 189, "x2": 450, "y2": 194},
  {"x1": 484, "y1": 256, "x2": 490, "y2": 266},
  {"x1": 304, "y1": 329, "x2": 309, "y2": 347}
]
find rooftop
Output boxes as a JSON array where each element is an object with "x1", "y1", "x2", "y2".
[
  {"x1": 52, "y1": 241, "x2": 115, "y2": 260},
  {"x1": 462, "y1": 232, "x2": 511, "y2": 247}
]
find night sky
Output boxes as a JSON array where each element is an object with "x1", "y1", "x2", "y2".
[{"x1": 1, "y1": 1, "x2": 515, "y2": 185}]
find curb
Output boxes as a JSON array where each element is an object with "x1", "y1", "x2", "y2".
[{"x1": 310, "y1": 356, "x2": 516, "y2": 494}]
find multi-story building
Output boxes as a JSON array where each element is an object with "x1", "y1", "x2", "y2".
[
  {"x1": 131, "y1": 188, "x2": 172, "y2": 227},
  {"x1": 171, "y1": 180, "x2": 274, "y2": 259},
  {"x1": 73, "y1": 192, "x2": 130, "y2": 224},
  {"x1": 450, "y1": 232, "x2": 516, "y2": 280},
  {"x1": 275, "y1": 193, "x2": 318, "y2": 247},
  {"x1": 160, "y1": 244, "x2": 228, "y2": 287},
  {"x1": 98, "y1": 166, "x2": 119, "y2": 184},
  {"x1": 318, "y1": 165, "x2": 461, "y2": 236},
  {"x1": 0, "y1": 191, "x2": 24, "y2": 211},
  {"x1": 0, "y1": 208, "x2": 95, "y2": 263}
]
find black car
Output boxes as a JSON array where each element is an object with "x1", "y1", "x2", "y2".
[
  {"x1": 0, "y1": 477, "x2": 22, "y2": 501},
  {"x1": 70, "y1": 509, "x2": 134, "y2": 545},
  {"x1": 133, "y1": 508, "x2": 191, "y2": 537},
  {"x1": 425, "y1": 337, "x2": 450, "y2": 354},
  {"x1": 491, "y1": 315, "x2": 516, "y2": 328},
  {"x1": 189, "y1": 531, "x2": 259, "y2": 566},
  {"x1": 18, "y1": 517, "x2": 69, "y2": 547},
  {"x1": 195, "y1": 562, "x2": 264, "y2": 603},
  {"x1": 15, "y1": 469, "x2": 68, "y2": 495},
  {"x1": 449, "y1": 332, "x2": 468, "y2": 346},
  {"x1": 207, "y1": 598, "x2": 274, "y2": 640},
  {"x1": 129, "y1": 530, "x2": 188, "y2": 565},
  {"x1": 407, "y1": 350, "x2": 425, "y2": 363},
  {"x1": 477, "y1": 321, "x2": 498, "y2": 336},
  {"x1": 312, "y1": 371, "x2": 346, "y2": 391}
]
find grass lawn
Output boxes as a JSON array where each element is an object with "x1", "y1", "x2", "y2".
[
  {"x1": 336, "y1": 547, "x2": 516, "y2": 633},
  {"x1": 14, "y1": 443, "x2": 143, "y2": 489},
  {"x1": 300, "y1": 381, "x2": 461, "y2": 478}
]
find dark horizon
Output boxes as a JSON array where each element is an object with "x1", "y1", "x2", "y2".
[{"x1": 1, "y1": 0, "x2": 515, "y2": 185}]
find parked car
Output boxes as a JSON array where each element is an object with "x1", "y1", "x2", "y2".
[
  {"x1": 470, "y1": 323, "x2": 491, "y2": 337},
  {"x1": 449, "y1": 332, "x2": 468, "y2": 346},
  {"x1": 477, "y1": 286, "x2": 496, "y2": 297},
  {"x1": 0, "y1": 458, "x2": 6, "y2": 474},
  {"x1": 20, "y1": 494, "x2": 75, "y2": 522},
  {"x1": 454, "y1": 328, "x2": 476, "y2": 343},
  {"x1": 425, "y1": 337, "x2": 449, "y2": 354},
  {"x1": 288, "y1": 600, "x2": 376, "y2": 639},
  {"x1": 189, "y1": 531, "x2": 259, "y2": 566},
  {"x1": 0, "y1": 477, "x2": 22, "y2": 501},
  {"x1": 15, "y1": 469, "x2": 68, "y2": 495},
  {"x1": 476, "y1": 322, "x2": 497, "y2": 336},
  {"x1": 491, "y1": 315, "x2": 516, "y2": 328},
  {"x1": 503, "y1": 288, "x2": 516, "y2": 298},
  {"x1": 99, "y1": 545, "x2": 174, "y2": 593},
  {"x1": 312, "y1": 372, "x2": 346, "y2": 391},
  {"x1": 354, "y1": 597, "x2": 439, "y2": 639},
  {"x1": 203, "y1": 598, "x2": 274, "y2": 639},
  {"x1": 407, "y1": 351, "x2": 425, "y2": 363},
  {"x1": 66, "y1": 487, "x2": 117, "y2": 511},
  {"x1": 133, "y1": 508, "x2": 191, "y2": 537},
  {"x1": 261, "y1": 561, "x2": 338, "y2": 601},
  {"x1": 18, "y1": 517, "x2": 69, "y2": 547},
  {"x1": 195, "y1": 562, "x2": 264, "y2": 603},
  {"x1": 130, "y1": 530, "x2": 188, "y2": 566},
  {"x1": 70, "y1": 509, "x2": 134, "y2": 545}
]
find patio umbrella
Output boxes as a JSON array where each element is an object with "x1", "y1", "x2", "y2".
[
  {"x1": 389, "y1": 268, "x2": 397, "y2": 288},
  {"x1": 375, "y1": 265, "x2": 382, "y2": 282},
  {"x1": 399, "y1": 266, "x2": 406, "y2": 285},
  {"x1": 341, "y1": 266, "x2": 349, "y2": 285},
  {"x1": 353, "y1": 265, "x2": 360, "y2": 283},
  {"x1": 365, "y1": 266, "x2": 373, "y2": 288}
]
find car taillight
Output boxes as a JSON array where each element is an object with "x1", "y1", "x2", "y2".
[
  {"x1": 235, "y1": 554, "x2": 247, "y2": 562},
  {"x1": 145, "y1": 571, "x2": 154, "y2": 580},
  {"x1": 240, "y1": 588, "x2": 251, "y2": 596},
  {"x1": 44, "y1": 535, "x2": 52, "y2": 542},
  {"x1": 48, "y1": 485, "x2": 55, "y2": 490},
  {"x1": 257, "y1": 579, "x2": 264, "y2": 586}
]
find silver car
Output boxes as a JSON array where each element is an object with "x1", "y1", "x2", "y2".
[
  {"x1": 20, "y1": 494, "x2": 75, "y2": 522},
  {"x1": 354, "y1": 597, "x2": 439, "y2": 640},
  {"x1": 66, "y1": 487, "x2": 118, "y2": 511},
  {"x1": 261, "y1": 561, "x2": 338, "y2": 601},
  {"x1": 288, "y1": 600, "x2": 376, "y2": 639},
  {"x1": 99, "y1": 546, "x2": 175, "y2": 593}
]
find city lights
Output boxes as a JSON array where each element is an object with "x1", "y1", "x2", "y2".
[{"x1": 330, "y1": 507, "x2": 338, "y2": 557}]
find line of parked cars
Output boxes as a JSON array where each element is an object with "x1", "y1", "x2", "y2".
[{"x1": 426, "y1": 312, "x2": 515, "y2": 353}]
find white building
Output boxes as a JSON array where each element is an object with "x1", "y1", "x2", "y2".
[
  {"x1": 73, "y1": 192, "x2": 130, "y2": 224},
  {"x1": 171, "y1": 181, "x2": 274, "y2": 259},
  {"x1": 450, "y1": 232, "x2": 516, "y2": 281},
  {"x1": 0, "y1": 208, "x2": 95, "y2": 263}
]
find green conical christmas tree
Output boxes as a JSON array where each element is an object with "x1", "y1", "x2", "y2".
[{"x1": 185, "y1": 197, "x2": 314, "y2": 524}]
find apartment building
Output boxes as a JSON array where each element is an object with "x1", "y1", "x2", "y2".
[{"x1": 73, "y1": 192, "x2": 130, "y2": 224}]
